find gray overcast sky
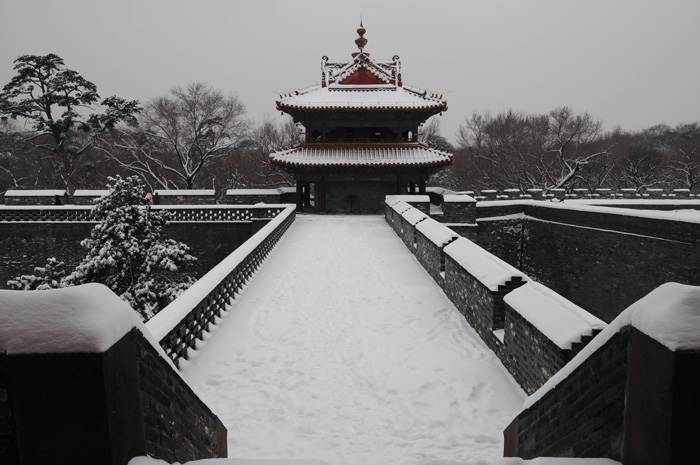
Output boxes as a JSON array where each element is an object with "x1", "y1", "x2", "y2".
[{"x1": 1, "y1": 0, "x2": 698, "y2": 144}]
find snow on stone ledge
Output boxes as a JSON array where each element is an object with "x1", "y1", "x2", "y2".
[
  {"x1": 504, "y1": 282, "x2": 606, "y2": 350},
  {"x1": 444, "y1": 237, "x2": 528, "y2": 291},
  {"x1": 5, "y1": 189, "x2": 66, "y2": 197},
  {"x1": 385, "y1": 194, "x2": 430, "y2": 204},
  {"x1": 522, "y1": 282, "x2": 700, "y2": 410},
  {"x1": 401, "y1": 206, "x2": 428, "y2": 226},
  {"x1": 73, "y1": 189, "x2": 111, "y2": 197},
  {"x1": 153, "y1": 189, "x2": 215, "y2": 196},
  {"x1": 0, "y1": 283, "x2": 139, "y2": 355},
  {"x1": 416, "y1": 217, "x2": 459, "y2": 246},
  {"x1": 390, "y1": 200, "x2": 412, "y2": 214},
  {"x1": 443, "y1": 194, "x2": 476, "y2": 203}
]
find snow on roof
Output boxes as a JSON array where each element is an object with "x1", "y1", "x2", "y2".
[
  {"x1": 504, "y1": 282, "x2": 606, "y2": 350},
  {"x1": 269, "y1": 144, "x2": 453, "y2": 168},
  {"x1": 444, "y1": 237, "x2": 529, "y2": 291},
  {"x1": 523, "y1": 282, "x2": 700, "y2": 410},
  {"x1": 153, "y1": 189, "x2": 215, "y2": 196},
  {"x1": 73, "y1": 190, "x2": 110, "y2": 196},
  {"x1": 401, "y1": 206, "x2": 429, "y2": 226},
  {"x1": 416, "y1": 217, "x2": 460, "y2": 247},
  {"x1": 277, "y1": 85, "x2": 446, "y2": 112},
  {"x1": 0, "y1": 284, "x2": 139, "y2": 354},
  {"x1": 5, "y1": 189, "x2": 66, "y2": 196},
  {"x1": 443, "y1": 194, "x2": 476, "y2": 203}
]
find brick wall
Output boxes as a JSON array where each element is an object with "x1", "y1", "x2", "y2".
[
  {"x1": 133, "y1": 331, "x2": 226, "y2": 462},
  {"x1": 1, "y1": 327, "x2": 226, "y2": 465},
  {"x1": 0, "y1": 356, "x2": 17, "y2": 464},
  {"x1": 475, "y1": 202, "x2": 700, "y2": 323},
  {"x1": 503, "y1": 305, "x2": 600, "y2": 394},
  {"x1": 505, "y1": 327, "x2": 630, "y2": 461}
]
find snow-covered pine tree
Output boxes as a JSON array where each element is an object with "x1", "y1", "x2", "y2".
[
  {"x1": 63, "y1": 175, "x2": 196, "y2": 320},
  {"x1": 7, "y1": 257, "x2": 66, "y2": 290}
]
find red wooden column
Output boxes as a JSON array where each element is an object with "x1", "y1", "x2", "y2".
[{"x1": 419, "y1": 176, "x2": 426, "y2": 194}]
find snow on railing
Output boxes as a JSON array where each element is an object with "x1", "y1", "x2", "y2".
[
  {"x1": 0, "y1": 205, "x2": 288, "y2": 222},
  {"x1": 146, "y1": 205, "x2": 296, "y2": 366}
]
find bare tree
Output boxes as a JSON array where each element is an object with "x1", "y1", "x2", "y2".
[
  {"x1": 669, "y1": 123, "x2": 700, "y2": 192},
  {"x1": 243, "y1": 117, "x2": 300, "y2": 188},
  {"x1": 456, "y1": 107, "x2": 612, "y2": 193},
  {"x1": 102, "y1": 82, "x2": 249, "y2": 189},
  {"x1": 621, "y1": 145, "x2": 670, "y2": 192}
]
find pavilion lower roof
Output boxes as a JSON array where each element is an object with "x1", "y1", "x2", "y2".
[{"x1": 268, "y1": 143, "x2": 454, "y2": 168}]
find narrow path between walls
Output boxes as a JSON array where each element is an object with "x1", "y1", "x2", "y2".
[{"x1": 181, "y1": 215, "x2": 526, "y2": 465}]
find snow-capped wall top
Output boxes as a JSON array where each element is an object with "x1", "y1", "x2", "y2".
[
  {"x1": 153, "y1": 189, "x2": 215, "y2": 196},
  {"x1": 73, "y1": 190, "x2": 110, "y2": 197},
  {"x1": 523, "y1": 282, "x2": 700, "y2": 409},
  {"x1": 402, "y1": 206, "x2": 429, "y2": 226},
  {"x1": 443, "y1": 194, "x2": 476, "y2": 203},
  {"x1": 504, "y1": 282, "x2": 606, "y2": 350},
  {"x1": 444, "y1": 237, "x2": 529, "y2": 291},
  {"x1": 390, "y1": 200, "x2": 412, "y2": 215},
  {"x1": 0, "y1": 283, "x2": 139, "y2": 354},
  {"x1": 416, "y1": 217, "x2": 459, "y2": 247},
  {"x1": 226, "y1": 189, "x2": 282, "y2": 195},
  {"x1": 622, "y1": 282, "x2": 700, "y2": 351},
  {"x1": 5, "y1": 189, "x2": 66, "y2": 197}
]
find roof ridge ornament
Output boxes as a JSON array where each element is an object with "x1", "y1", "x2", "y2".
[{"x1": 354, "y1": 21, "x2": 369, "y2": 56}]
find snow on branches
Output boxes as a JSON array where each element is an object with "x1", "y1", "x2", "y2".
[{"x1": 8, "y1": 176, "x2": 196, "y2": 320}]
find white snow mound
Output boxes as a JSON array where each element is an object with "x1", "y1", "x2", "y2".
[{"x1": 0, "y1": 283, "x2": 139, "y2": 354}]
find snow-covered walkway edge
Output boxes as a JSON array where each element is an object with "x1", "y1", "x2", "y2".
[{"x1": 179, "y1": 215, "x2": 526, "y2": 465}]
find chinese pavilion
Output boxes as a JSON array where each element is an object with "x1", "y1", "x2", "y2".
[{"x1": 269, "y1": 23, "x2": 453, "y2": 213}]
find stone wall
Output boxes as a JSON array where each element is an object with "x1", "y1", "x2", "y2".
[
  {"x1": 505, "y1": 328, "x2": 630, "y2": 461},
  {"x1": 503, "y1": 302, "x2": 601, "y2": 395},
  {"x1": 476, "y1": 202, "x2": 700, "y2": 323},
  {"x1": 386, "y1": 200, "x2": 607, "y2": 396},
  {"x1": 1, "y1": 327, "x2": 226, "y2": 465},
  {"x1": 133, "y1": 331, "x2": 226, "y2": 462},
  {"x1": 0, "y1": 221, "x2": 253, "y2": 289},
  {"x1": 505, "y1": 323, "x2": 700, "y2": 464}
]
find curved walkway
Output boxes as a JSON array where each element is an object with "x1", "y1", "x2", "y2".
[{"x1": 181, "y1": 215, "x2": 525, "y2": 465}]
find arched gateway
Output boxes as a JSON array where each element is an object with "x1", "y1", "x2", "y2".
[{"x1": 269, "y1": 23, "x2": 453, "y2": 214}]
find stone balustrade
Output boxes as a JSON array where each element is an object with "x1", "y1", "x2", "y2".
[
  {"x1": 0, "y1": 204, "x2": 288, "y2": 223},
  {"x1": 145, "y1": 206, "x2": 296, "y2": 366}
]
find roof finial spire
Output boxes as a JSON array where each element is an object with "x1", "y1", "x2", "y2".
[{"x1": 355, "y1": 18, "x2": 368, "y2": 52}]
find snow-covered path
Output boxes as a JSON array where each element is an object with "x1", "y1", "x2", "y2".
[{"x1": 181, "y1": 215, "x2": 526, "y2": 465}]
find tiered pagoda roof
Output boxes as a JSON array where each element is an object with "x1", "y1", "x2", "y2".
[
  {"x1": 276, "y1": 22, "x2": 447, "y2": 115},
  {"x1": 270, "y1": 22, "x2": 453, "y2": 171},
  {"x1": 269, "y1": 143, "x2": 453, "y2": 168}
]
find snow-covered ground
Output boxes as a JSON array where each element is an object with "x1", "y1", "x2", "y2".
[{"x1": 180, "y1": 215, "x2": 526, "y2": 465}]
